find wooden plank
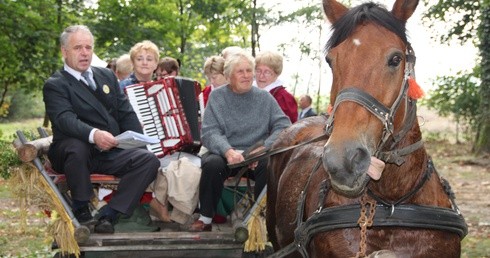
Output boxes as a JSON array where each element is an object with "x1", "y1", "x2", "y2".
[
  {"x1": 79, "y1": 243, "x2": 243, "y2": 251},
  {"x1": 72, "y1": 248, "x2": 243, "y2": 258},
  {"x1": 85, "y1": 231, "x2": 236, "y2": 241}
]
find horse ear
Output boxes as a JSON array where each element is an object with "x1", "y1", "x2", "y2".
[
  {"x1": 391, "y1": 0, "x2": 419, "y2": 22},
  {"x1": 323, "y1": 0, "x2": 349, "y2": 24}
]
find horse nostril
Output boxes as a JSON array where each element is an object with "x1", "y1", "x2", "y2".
[{"x1": 346, "y1": 147, "x2": 370, "y2": 174}]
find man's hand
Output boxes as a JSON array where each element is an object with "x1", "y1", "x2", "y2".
[
  {"x1": 93, "y1": 130, "x2": 118, "y2": 151},
  {"x1": 225, "y1": 149, "x2": 244, "y2": 165}
]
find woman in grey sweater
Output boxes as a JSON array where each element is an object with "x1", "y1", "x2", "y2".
[{"x1": 189, "y1": 51, "x2": 291, "y2": 232}]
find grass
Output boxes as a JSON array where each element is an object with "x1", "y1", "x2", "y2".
[
  {"x1": 0, "y1": 118, "x2": 45, "y2": 141},
  {"x1": 0, "y1": 180, "x2": 54, "y2": 257},
  {"x1": 462, "y1": 237, "x2": 490, "y2": 258}
]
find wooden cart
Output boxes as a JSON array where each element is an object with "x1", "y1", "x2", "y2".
[{"x1": 13, "y1": 128, "x2": 269, "y2": 257}]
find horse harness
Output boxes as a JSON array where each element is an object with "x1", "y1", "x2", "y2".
[
  {"x1": 268, "y1": 157, "x2": 468, "y2": 258},
  {"x1": 265, "y1": 46, "x2": 468, "y2": 258}
]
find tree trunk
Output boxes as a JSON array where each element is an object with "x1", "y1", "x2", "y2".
[
  {"x1": 251, "y1": 0, "x2": 258, "y2": 57},
  {"x1": 475, "y1": 3, "x2": 490, "y2": 154}
]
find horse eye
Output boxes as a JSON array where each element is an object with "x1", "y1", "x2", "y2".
[
  {"x1": 388, "y1": 55, "x2": 403, "y2": 67},
  {"x1": 325, "y1": 56, "x2": 332, "y2": 67}
]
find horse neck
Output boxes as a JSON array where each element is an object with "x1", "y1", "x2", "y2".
[{"x1": 369, "y1": 116, "x2": 429, "y2": 202}]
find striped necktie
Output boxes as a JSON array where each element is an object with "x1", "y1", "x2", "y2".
[{"x1": 81, "y1": 71, "x2": 97, "y2": 91}]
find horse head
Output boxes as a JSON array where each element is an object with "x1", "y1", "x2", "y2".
[
  {"x1": 321, "y1": 0, "x2": 419, "y2": 197},
  {"x1": 267, "y1": 2, "x2": 466, "y2": 256}
]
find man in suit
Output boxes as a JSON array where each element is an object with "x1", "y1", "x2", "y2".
[
  {"x1": 43, "y1": 25, "x2": 159, "y2": 234},
  {"x1": 298, "y1": 94, "x2": 317, "y2": 120}
]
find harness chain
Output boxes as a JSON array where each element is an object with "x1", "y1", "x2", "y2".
[{"x1": 354, "y1": 194, "x2": 377, "y2": 258}]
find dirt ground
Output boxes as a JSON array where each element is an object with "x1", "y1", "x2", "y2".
[
  {"x1": 418, "y1": 107, "x2": 490, "y2": 228},
  {"x1": 0, "y1": 107, "x2": 489, "y2": 256},
  {"x1": 424, "y1": 138, "x2": 490, "y2": 233},
  {"x1": 418, "y1": 107, "x2": 490, "y2": 257}
]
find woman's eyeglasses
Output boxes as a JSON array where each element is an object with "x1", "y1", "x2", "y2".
[{"x1": 255, "y1": 69, "x2": 274, "y2": 77}]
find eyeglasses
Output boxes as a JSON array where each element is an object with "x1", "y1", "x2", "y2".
[{"x1": 255, "y1": 69, "x2": 274, "y2": 77}]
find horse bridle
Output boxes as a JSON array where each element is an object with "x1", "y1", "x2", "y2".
[
  {"x1": 267, "y1": 45, "x2": 467, "y2": 258},
  {"x1": 324, "y1": 45, "x2": 423, "y2": 165}
]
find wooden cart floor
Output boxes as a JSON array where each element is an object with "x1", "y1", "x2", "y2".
[{"x1": 55, "y1": 220, "x2": 251, "y2": 257}]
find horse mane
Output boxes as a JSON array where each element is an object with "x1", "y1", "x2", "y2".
[{"x1": 325, "y1": 2, "x2": 408, "y2": 51}]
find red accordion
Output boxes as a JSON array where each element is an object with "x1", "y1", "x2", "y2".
[{"x1": 124, "y1": 77, "x2": 202, "y2": 157}]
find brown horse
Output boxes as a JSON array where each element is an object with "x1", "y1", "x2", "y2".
[{"x1": 266, "y1": 0, "x2": 467, "y2": 257}]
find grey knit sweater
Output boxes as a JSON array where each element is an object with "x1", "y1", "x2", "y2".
[{"x1": 201, "y1": 85, "x2": 291, "y2": 156}]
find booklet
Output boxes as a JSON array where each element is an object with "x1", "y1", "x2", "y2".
[{"x1": 115, "y1": 130, "x2": 160, "y2": 149}]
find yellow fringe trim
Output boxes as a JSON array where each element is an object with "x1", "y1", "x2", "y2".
[
  {"x1": 9, "y1": 163, "x2": 80, "y2": 257},
  {"x1": 243, "y1": 194, "x2": 271, "y2": 253}
]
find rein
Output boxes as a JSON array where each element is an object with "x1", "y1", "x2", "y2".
[{"x1": 228, "y1": 133, "x2": 329, "y2": 170}]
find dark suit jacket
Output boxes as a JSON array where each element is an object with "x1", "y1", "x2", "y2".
[
  {"x1": 43, "y1": 66, "x2": 142, "y2": 144},
  {"x1": 303, "y1": 108, "x2": 317, "y2": 118},
  {"x1": 299, "y1": 108, "x2": 317, "y2": 120}
]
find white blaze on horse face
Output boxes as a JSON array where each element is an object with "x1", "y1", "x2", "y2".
[{"x1": 353, "y1": 38, "x2": 361, "y2": 46}]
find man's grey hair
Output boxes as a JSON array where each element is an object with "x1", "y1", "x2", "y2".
[{"x1": 60, "y1": 25, "x2": 94, "y2": 47}]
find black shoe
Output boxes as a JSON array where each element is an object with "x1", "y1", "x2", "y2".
[
  {"x1": 73, "y1": 206, "x2": 96, "y2": 226},
  {"x1": 94, "y1": 216, "x2": 115, "y2": 234}
]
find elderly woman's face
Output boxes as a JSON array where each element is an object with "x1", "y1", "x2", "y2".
[
  {"x1": 255, "y1": 64, "x2": 278, "y2": 89},
  {"x1": 229, "y1": 59, "x2": 254, "y2": 94}
]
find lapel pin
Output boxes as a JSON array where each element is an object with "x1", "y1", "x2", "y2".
[{"x1": 103, "y1": 84, "x2": 110, "y2": 94}]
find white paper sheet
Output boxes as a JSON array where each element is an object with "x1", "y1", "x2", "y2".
[{"x1": 115, "y1": 130, "x2": 160, "y2": 149}]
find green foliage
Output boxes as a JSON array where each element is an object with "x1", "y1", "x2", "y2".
[
  {"x1": 4, "y1": 90, "x2": 45, "y2": 121},
  {"x1": 0, "y1": 140, "x2": 22, "y2": 180},
  {"x1": 0, "y1": 0, "x2": 88, "y2": 120},
  {"x1": 311, "y1": 94, "x2": 330, "y2": 115},
  {"x1": 422, "y1": 0, "x2": 490, "y2": 153},
  {"x1": 422, "y1": 0, "x2": 481, "y2": 45},
  {"x1": 0, "y1": 0, "x2": 327, "y2": 120},
  {"x1": 475, "y1": 3, "x2": 490, "y2": 153},
  {"x1": 0, "y1": 128, "x2": 39, "y2": 180},
  {"x1": 423, "y1": 66, "x2": 481, "y2": 134},
  {"x1": 91, "y1": 0, "x2": 253, "y2": 81},
  {"x1": 0, "y1": 118, "x2": 43, "y2": 178}
]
